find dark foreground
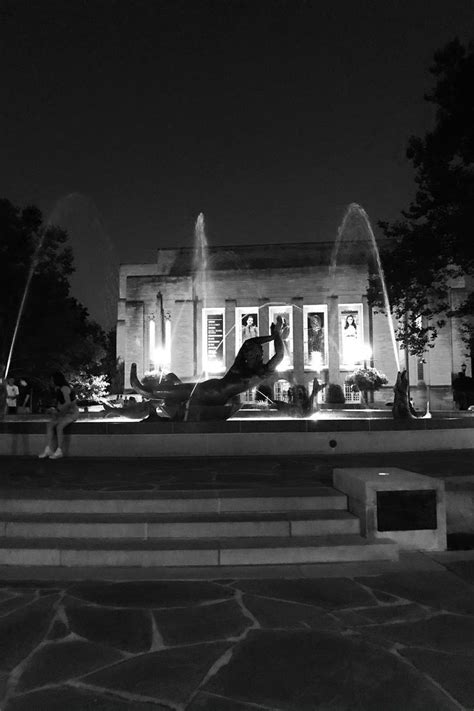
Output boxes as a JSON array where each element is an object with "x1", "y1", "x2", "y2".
[
  {"x1": 0, "y1": 555, "x2": 473, "y2": 710},
  {"x1": 0, "y1": 452, "x2": 473, "y2": 710}
]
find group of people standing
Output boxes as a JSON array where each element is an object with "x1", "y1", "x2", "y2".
[{"x1": 3, "y1": 377, "x2": 30, "y2": 415}]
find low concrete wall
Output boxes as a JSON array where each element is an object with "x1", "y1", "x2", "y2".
[
  {"x1": 0, "y1": 417, "x2": 473, "y2": 457},
  {"x1": 445, "y1": 476, "x2": 474, "y2": 534},
  {"x1": 333, "y1": 467, "x2": 447, "y2": 551}
]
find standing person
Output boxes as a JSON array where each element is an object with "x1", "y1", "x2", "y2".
[
  {"x1": 18, "y1": 379, "x2": 31, "y2": 413},
  {"x1": 38, "y1": 372, "x2": 79, "y2": 459},
  {"x1": 6, "y1": 377, "x2": 19, "y2": 415}
]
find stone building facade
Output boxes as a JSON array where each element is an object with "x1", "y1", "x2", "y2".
[{"x1": 117, "y1": 241, "x2": 469, "y2": 410}]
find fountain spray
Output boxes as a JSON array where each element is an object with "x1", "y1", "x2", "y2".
[
  {"x1": 4, "y1": 230, "x2": 46, "y2": 379},
  {"x1": 331, "y1": 203, "x2": 400, "y2": 372}
]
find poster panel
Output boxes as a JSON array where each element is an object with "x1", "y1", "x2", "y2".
[
  {"x1": 339, "y1": 303, "x2": 363, "y2": 368},
  {"x1": 203, "y1": 308, "x2": 225, "y2": 373},
  {"x1": 304, "y1": 305, "x2": 328, "y2": 370},
  {"x1": 235, "y1": 308, "x2": 259, "y2": 352},
  {"x1": 268, "y1": 305, "x2": 293, "y2": 370}
]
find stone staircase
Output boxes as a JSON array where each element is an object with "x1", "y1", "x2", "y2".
[{"x1": 0, "y1": 486, "x2": 399, "y2": 567}]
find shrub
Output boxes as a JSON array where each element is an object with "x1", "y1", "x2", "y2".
[
  {"x1": 69, "y1": 372, "x2": 110, "y2": 401},
  {"x1": 345, "y1": 367, "x2": 388, "y2": 393},
  {"x1": 326, "y1": 383, "x2": 345, "y2": 404}
]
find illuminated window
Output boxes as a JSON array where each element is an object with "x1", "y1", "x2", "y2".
[
  {"x1": 274, "y1": 379, "x2": 291, "y2": 402},
  {"x1": 344, "y1": 383, "x2": 362, "y2": 403},
  {"x1": 241, "y1": 388, "x2": 257, "y2": 403}
]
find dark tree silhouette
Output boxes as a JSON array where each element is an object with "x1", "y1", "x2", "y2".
[
  {"x1": 0, "y1": 198, "x2": 106, "y2": 381},
  {"x1": 369, "y1": 39, "x2": 474, "y2": 363}
]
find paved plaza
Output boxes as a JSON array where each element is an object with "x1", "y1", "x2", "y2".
[{"x1": 0, "y1": 452, "x2": 473, "y2": 710}]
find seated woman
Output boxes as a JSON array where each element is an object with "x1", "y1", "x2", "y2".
[
  {"x1": 38, "y1": 371, "x2": 79, "y2": 459},
  {"x1": 130, "y1": 319, "x2": 284, "y2": 418}
]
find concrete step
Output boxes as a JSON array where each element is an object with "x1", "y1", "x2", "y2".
[
  {"x1": 0, "y1": 534, "x2": 399, "y2": 567},
  {"x1": 0, "y1": 509, "x2": 360, "y2": 539},
  {"x1": 0, "y1": 486, "x2": 347, "y2": 515}
]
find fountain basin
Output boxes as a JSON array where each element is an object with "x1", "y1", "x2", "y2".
[{"x1": 0, "y1": 415, "x2": 473, "y2": 458}]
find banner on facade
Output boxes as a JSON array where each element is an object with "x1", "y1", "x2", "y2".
[
  {"x1": 304, "y1": 306, "x2": 327, "y2": 370},
  {"x1": 269, "y1": 306, "x2": 293, "y2": 369},
  {"x1": 233, "y1": 310, "x2": 259, "y2": 352},
  {"x1": 205, "y1": 311, "x2": 225, "y2": 372},
  {"x1": 339, "y1": 303, "x2": 363, "y2": 368}
]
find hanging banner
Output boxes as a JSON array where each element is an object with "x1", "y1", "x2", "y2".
[
  {"x1": 339, "y1": 303, "x2": 363, "y2": 368},
  {"x1": 268, "y1": 306, "x2": 293, "y2": 369},
  {"x1": 304, "y1": 306, "x2": 327, "y2": 369},
  {"x1": 205, "y1": 311, "x2": 225, "y2": 372}
]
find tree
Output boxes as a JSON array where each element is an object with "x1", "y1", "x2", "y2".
[
  {"x1": 99, "y1": 328, "x2": 124, "y2": 394},
  {"x1": 370, "y1": 39, "x2": 474, "y2": 362},
  {"x1": 0, "y1": 199, "x2": 107, "y2": 382}
]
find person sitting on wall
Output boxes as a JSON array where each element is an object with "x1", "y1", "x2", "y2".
[
  {"x1": 38, "y1": 371, "x2": 80, "y2": 459},
  {"x1": 130, "y1": 318, "x2": 284, "y2": 418}
]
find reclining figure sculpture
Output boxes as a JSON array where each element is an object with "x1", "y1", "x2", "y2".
[{"x1": 130, "y1": 318, "x2": 284, "y2": 421}]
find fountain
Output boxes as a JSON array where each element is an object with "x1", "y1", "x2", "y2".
[
  {"x1": 331, "y1": 203, "x2": 422, "y2": 419},
  {"x1": 2, "y1": 203, "x2": 473, "y2": 457},
  {"x1": 192, "y1": 212, "x2": 209, "y2": 376},
  {"x1": 130, "y1": 204, "x2": 415, "y2": 421}
]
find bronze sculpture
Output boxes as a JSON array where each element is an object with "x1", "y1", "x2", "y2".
[{"x1": 130, "y1": 318, "x2": 284, "y2": 421}]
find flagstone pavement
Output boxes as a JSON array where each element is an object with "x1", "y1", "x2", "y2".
[{"x1": 0, "y1": 557, "x2": 473, "y2": 710}]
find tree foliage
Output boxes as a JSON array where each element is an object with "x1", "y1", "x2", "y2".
[
  {"x1": 0, "y1": 198, "x2": 107, "y2": 382},
  {"x1": 369, "y1": 39, "x2": 474, "y2": 358},
  {"x1": 69, "y1": 372, "x2": 110, "y2": 401}
]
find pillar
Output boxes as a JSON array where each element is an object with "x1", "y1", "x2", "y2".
[
  {"x1": 328, "y1": 295, "x2": 340, "y2": 384},
  {"x1": 292, "y1": 297, "x2": 304, "y2": 384}
]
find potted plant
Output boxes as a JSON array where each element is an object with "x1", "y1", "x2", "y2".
[
  {"x1": 345, "y1": 367, "x2": 388, "y2": 407},
  {"x1": 325, "y1": 383, "x2": 346, "y2": 405}
]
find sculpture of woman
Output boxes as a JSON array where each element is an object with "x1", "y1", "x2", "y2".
[{"x1": 130, "y1": 318, "x2": 284, "y2": 419}]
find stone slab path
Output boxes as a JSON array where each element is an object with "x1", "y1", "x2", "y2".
[{"x1": 0, "y1": 561, "x2": 473, "y2": 710}]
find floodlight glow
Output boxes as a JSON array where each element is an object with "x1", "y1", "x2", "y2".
[
  {"x1": 362, "y1": 345, "x2": 373, "y2": 361},
  {"x1": 205, "y1": 356, "x2": 225, "y2": 374}
]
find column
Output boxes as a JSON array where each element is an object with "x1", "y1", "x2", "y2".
[
  {"x1": 259, "y1": 298, "x2": 270, "y2": 360},
  {"x1": 328, "y1": 295, "x2": 340, "y2": 384},
  {"x1": 225, "y1": 299, "x2": 236, "y2": 369},
  {"x1": 292, "y1": 297, "x2": 304, "y2": 384}
]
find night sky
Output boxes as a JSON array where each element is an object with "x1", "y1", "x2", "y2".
[{"x1": 2, "y1": 0, "x2": 473, "y2": 327}]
